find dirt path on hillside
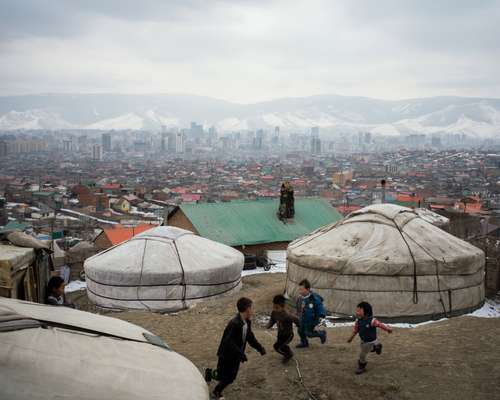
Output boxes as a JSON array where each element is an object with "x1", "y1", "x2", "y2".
[{"x1": 112, "y1": 274, "x2": 500, "y2": 400}]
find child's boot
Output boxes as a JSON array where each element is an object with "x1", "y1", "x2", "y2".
[
  {"x1": 296, "y1": 340, "x2": 309, "y2": 348},
  {"x1": 374, "y1": 343, "x2": 382, "y2": 355},
  {"x1": 319, "y1": 330, "x2": 327, "y2": 344},
  {"x1": 204, "y1": 368, "x2": 213, "y2": 382},
  {"x1": 355, "y1": 361, "x2": 367, "y2": 375},
  {"x1": 282, "y1": 353, "x2": 293, "y2": 363},
  {"x1": 211, "y1": 390, "x2": 224, "y2": 400}
]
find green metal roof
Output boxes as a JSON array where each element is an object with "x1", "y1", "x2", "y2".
[
  {"x1": 0, "y1": 220, "x2": 32, "y2": 233},
  {"x1": 32, "y1": 191, "x2": 54, "y2": 197},
  {"x1": 179, "y1": 198, "x2": 342, "y2": 246},
  {"x1": 391, "y1": 200, "x2": 418, "y2": 208}
]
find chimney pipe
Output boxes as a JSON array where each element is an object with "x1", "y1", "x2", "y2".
[{"x1": 381, "y1": 179, "x2": 386, "y2": 204}]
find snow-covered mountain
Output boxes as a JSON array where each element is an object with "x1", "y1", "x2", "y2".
[
  {"x1": 0, "y1": 93, "x2": 499, "y2": 137},
  {"x1": 0, "y1": 109, "x2": 75, "y2": 130},
  {"x1": 86, "y1": 110, "x2": 180, "y2": 130}
]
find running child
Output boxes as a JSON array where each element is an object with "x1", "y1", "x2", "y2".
[
  {"x1": 347, "y1": 301, "x2": 392, "y2": 375},
  {"x1": 209, "y1": 297, "x2": 266, "y2": 399},
  {"x1": 296, "y1": 279, "x2": 327, "y2": 348},
  {"x1": 267, "y1": 294, "x2": 300, "y2": 362}
]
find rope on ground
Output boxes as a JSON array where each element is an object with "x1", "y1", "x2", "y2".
[
  {"x1": 294, "y1": 358, "x2": 319, "y2": 400},
  {"x1": 262, "y1": 329, "x2": 320, "y2": 400}
]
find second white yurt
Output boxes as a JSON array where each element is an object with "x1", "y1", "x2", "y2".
[
  {"x1": 285, "y1": 204, "x2": 485, "y2": 322},
  {"x1": 0, "y1": 297, "x2": 208, "y2": 400},
  {"x1": 84, "y1": 226, "x2": 244, "y2": 312}
]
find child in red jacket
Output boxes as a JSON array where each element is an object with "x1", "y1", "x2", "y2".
[{"x1": 347, "y1": 301, "x2": 392, "y2": 374}]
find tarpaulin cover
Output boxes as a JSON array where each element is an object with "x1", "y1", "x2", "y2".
[
  {"x1": 7, "y1": 231, "x2": 50, "y2": 250},
  {"x1": 0, "y1": 297, "x2": 208, "y2": 400},
  {"x1": 285, "y1": 204, "x2": 485, "y2": 321},
  {"x1": 0, "y1": 245, "x2": 35, "y2": 291},
  {"x1": 84, "y1": 226, "x2": 244, "y2": 312}
]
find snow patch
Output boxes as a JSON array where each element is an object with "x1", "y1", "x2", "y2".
[
  {"x1": 242, "y1": 250, "x2": 287, "y2": 277},
  {"x1": 469, "y1": 298, "x2": 500, "y2": 318},
  {"x1": 324, "y1": 299, "x2": 500, "y2": 329},
  {"x1": 65, "y1": 280, "x2": 87, "y2": 293}
]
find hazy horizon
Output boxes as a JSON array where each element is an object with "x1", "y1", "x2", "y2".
[{"x1": 2, "y1": 92, "x2": 500, "y2": 105}]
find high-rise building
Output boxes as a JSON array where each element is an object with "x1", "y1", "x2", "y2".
[
  {"x1": 273, "y1": 126, "x2": 280, "y2": 144},
  {"x1": 310, "y1": 126, "x2": 321, "y2": 154},
  {"x1": 167, "y1": 132, "x2": 176, "y2": 153},
  {"x1": 161, "y1": 133, "x2": 167, "y2": 152},
  {"x1": 190, "y1": 122, "x2": 204, "y2": 139},
  {"x1": 78, "y1": 135, "x2": 88, "y2": 153},
  {"x1": 102, "y1": 133, "x2": 112, "y2": 152},
  {"x1": 364, "y1": 132, "x2": 372, "y2": 144},
  {"x1": 208, "y1": 126, "x2": 217, "y2": 146},
  {"x1": 311, "y1": 137, "x2": 322, "y2": 154},
  {"x1": 63, "y1": 139, "x2": 72, "y2": 153},
  {"x1": 176, "y1": 132, "x2": 185, "y2": 153},
  {"x1": 160, "y1": 125, "x2": 168, "y2": 153},
  {"x1": 254, "y1": 129, "x2": 264, "y2": 150},
  {"x1": 92, "y1": 144, "x2": 103, "y2": 161},
  {"x1": 0, "y1": 141, "x2": 7, "y2": 157}
]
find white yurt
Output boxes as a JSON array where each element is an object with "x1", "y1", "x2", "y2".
[
  {"x1": 84, "y1": 226, "x2": 244, "y2": 312},
  {"x1": 285, "y1": 204, "x2": 485, "y2": 322},
  {"x1": 0, "y1": 297, "x2": 208, "y2": 400}
]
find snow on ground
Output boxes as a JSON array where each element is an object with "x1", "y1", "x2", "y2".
[
  {"x1": 242, "y1": 263, "x2": 287, "y2": 277},
  {"x1": 469, "y1": 298, "x2": 500, "y2": 318},
  {"x1": 65, "y1": 280, "x2": 87, "y2": 293},
  {"x1": 324, "y1": 299, "x2": 500, "y2": 329},
  {"x1": 60, "y1": 208, "x2": 119, "y2": 225},
  {"x1": 241, "y1": 250, "x2": 287, "y2": 277}
]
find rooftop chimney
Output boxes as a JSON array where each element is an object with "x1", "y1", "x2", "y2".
[{"x1": 278, "y1": 181, "x2": 295, "y2": 220}]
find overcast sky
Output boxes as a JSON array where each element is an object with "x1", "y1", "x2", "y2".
[{"x1": 0, "y1": 0, "x2": 499, "y2": 103}]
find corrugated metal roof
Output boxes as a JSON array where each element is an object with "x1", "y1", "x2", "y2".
[
  {"x1": 103, "y1": 225, "x2": 154, "y2": 246},
  {"x1": 178, "y1": 198, "x2": 342, "y2": 246},
  {"x1": 0, "y1": 221, "x2": 32, "y2": 233}
]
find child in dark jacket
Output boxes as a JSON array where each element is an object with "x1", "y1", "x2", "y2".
[
  {"x1": 267, "y1": 294, "x2": 300, "y2": 362},
  {"x1": 296, "y1": 279, "x2": 327, "y2": 348},
  {"x1": 211, "y1": 297, "x2": 266, "y2": 399},
  {"x1": 347, "y1": 301, "x2": 392, "y2": 374}
]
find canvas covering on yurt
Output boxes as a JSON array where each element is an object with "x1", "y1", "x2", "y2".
[
  {"x1": 0, "y1": 297, "x2": 208, "y2": 400},
  {"x1": 84, "y1": 226, "x2": 244, "y2": 312},
  {"x1": 285, "y1": 204, "x2": 485, "y2": 321}
]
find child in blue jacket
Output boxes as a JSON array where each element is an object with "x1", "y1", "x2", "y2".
[{"x1": 295, "y1": 279, "x2": 327, "y2": 348}]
